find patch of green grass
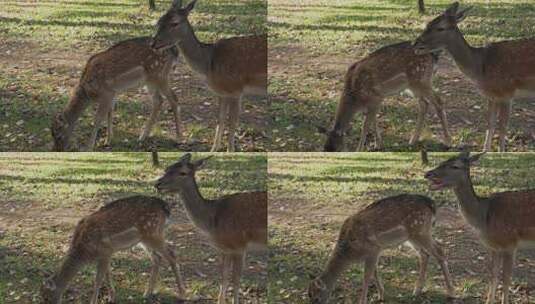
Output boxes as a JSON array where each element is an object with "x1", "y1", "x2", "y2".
[
  {"x1": 0, "y1": 152, "x2": 267, "y2": 303},
  {"x1": 268, "y1": 152, "x2": 535, "y2": 303},
  {"x1": 0, "y1": 0, "x2": 267, "y2": 152},
  {"x1": 269, "y1": 0, "x2": 535, "y2": 151}
]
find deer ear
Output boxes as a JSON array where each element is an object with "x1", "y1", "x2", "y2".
[
  {"x1": 192, "y1": 155, "x2": 213, "y2": 170},
  {"x1": 183, "y1": 0, "x2": 197, "y2": 13},
  {"x1": 455, "y1": 6, "x2": 473, "y2": 23},
  {"x1": 171, "y1": 0, "x2": 182, "y2": 9},
  {"x1": 468, "y1": 152, "x2": 486, "y2": 165},
  {"x1": 444, "y1": 2, "x2": 459, "y2": 16}
]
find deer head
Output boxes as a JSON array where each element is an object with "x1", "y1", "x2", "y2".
[
  {"x1": 155, "y1": 153, "x2": 212, "y2": 193},
  {"x1": 151, "y1": 0, "x2": 197, "y2": 50},
  {"x1": 424, "y1": 151, "x2": 485, "y2": 190},
  {"x1": 413, "y1": 2, "x2": 473, "y2": 55},
  {"x1": 51, "y1": 113, "x2": 70, "y2": 152}
]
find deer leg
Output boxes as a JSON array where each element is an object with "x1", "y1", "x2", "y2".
[
  {"x1": 358, "y1": 255, "x2": 379, "y2": 304},
  {"x1": 144, "y1": 251, "x2": 162, "y2": 297},
  {"x1": 231, "y1": 253, "x2": 245, "y2": 304},
  {"x1": 87, "y1": 98, "x2": 113, "y2": 151},
  {"x1": 104, "y1": 105, "x2": 113, "y2": 146},
  {"x1": 368, "y1": 105, "x2": 383, "y2": 150},
  {"x1": 357, "y1": 102, "x2": 379, "y2": 151},
  {"x1": 227, "y1": 97, "x2": 242, "y2": 152},
  {"x1": 412, "y1": 247, "x2": 430, "y2": 296},
  {"x1": 106, "y1": 267, "x2": 116, "y2": 303},
  {"x1": 89, "y1": 257, "x2": 111, "y2": 304},
  {"x1": 409, "y1": 97, "x2": 429, "y2": 145},
  {"x1": 161, "y1": 83, "x2": 183, "y2": 142},
  {"x1": 483, "y1": 100, "x2": 498, "y2": 152},
  {"x1": 139, "y1": 85, "x2": 164, "y2": 141},
  {"x1": 374, "y1": 266, "x2": 384, "y2": 301},
  {"x1": 429, "y1": 92, "x2": 451, "y2": 146},
  {"x1": 501, "y1": 251, "x2": 515, "y2": 304},
  {"x1": 218, "y1": 254, "x2": 232, "y2": 304},
  {"x1": 497, "y1": 101, "x2": 512, "y2": 152},
  {"x1": 212, "y1": 97, "x2": 230, "y2": 152},
  {"x1": 486, "y1": 251, "x2": 500, "y2": 304},
  {"x1": 143, "y1": 239, "x2": 185, "y2": 299}
]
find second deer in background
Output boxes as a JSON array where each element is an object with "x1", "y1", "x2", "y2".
[
  {"x1": 308, "y1": 194, "x2": 454, "y2": 304},
  {"x1": 155, "y1": 153, "x2": 267, "y2": 304},
  {"x1": 324, "y1": 42, "x2": 451, "y2": 151},
  {"x1": 152, "y1": 0, "x2": 267, "y2": 152}
]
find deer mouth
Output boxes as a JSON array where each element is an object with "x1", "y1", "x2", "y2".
[
  {"x1": 427, "y1": 177, "x2": 446, "y2": 191},
  {"x1": 151, "y1": 39, "x2": 173, "y2": 51}
]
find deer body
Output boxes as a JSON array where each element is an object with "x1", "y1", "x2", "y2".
[
  {"x1": 414, "y1": 2, "x2": 535, "y2": 151},
  {"x1": 324, "y1": 41, "x2": 451, "y2": 151},
  {"x1": 152, "y1": 0, "x2": 267, "y2": 152},
  {"x1": 155, "y1": 154, "x2": 267, "y2": 304},
  {"x1": 425, "y1": 152, "x2": 535, "y2": 304},
  {"x1": 308, "y1": 194, "x2": 454, "y2": 304},
  {"x1": 52, "y1": 37, "x2": 182, "y2": 151},
  {"x1": 40, "y1": 196, "x2": 185, "y2": 304}
]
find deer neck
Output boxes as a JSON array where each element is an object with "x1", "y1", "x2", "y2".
[
  {"x1": 176, "y1": 20, "x2": 214, "y2": 76},
  {"x1": 444, "y1": 29, "x2": 484, "y2": 82},
  {"x1": 51, "y1": 253, "x2": 83, "y2": 295},
  {"x1": 62, "y1": 86, "x2": 91, "y2": 132},
  {"x1": 452, "y1": 172, "x2": 489, "y2": 230},
  {"x1": 319, "y1": 247, "x2": 351, "y2": 290},
  {"x1": 176, "y1": 177, "x2": 213, "y2": 231}
]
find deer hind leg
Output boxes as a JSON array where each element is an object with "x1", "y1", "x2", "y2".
[
  {"x1": 144, "y1": 251, "x2": 162, "y2": 297},
  {"x1": 409, "y1": 97, "x2": 429, "y2": 146},
  {"x1": 104, "y1": 101, "x2": 114, "y2": 146},
  {"x1": 139, "y1": 84, "x2": 164, "y2": 141},
  {"x1": 89, "y1": 256, "x2": 111, "y2": 304},
  {"x1": 87, "y1": 96, "x2": 114, "y2": 151},
  {"x1": 410, "y1": 243, "x2": 430, "y2": 296},
  {"x1": 501, "y1": 251, "x2": 515, "y2": 304},
  {"x1": 161, "y1": 82, "x2": 183, "y2": 142},
  {"x1": 357, "y1": 101, "x2": 380, "y2": 151},
  {"x1": 231, "y1": 253, "x2": 245, "y2": 304},
  {"x1": 497, "y1": 101, "x2": 512, "y2": 152},
  {"x1": 211, "y1": 97, "x2": 231, "y2": 152},
  {"x1": 227, "y1": 97, "x2": 242, "y2": 152},
  {"x1": 374, "y1": 263, "x2": 384, "y2": 301},
  {"x1": 358, "y1": 254, "x2": 379, "y2": 304},
  {"x1": 484, "y1": 100, "x2": 499, "y2": 152},
  {"x1": 105, "y1": 268, "x2": 116, "y2": 303},
  {"x1": 218, "y1": 254, "x2": 232, "y2": 304},
  {"x1": 486, "y1": 251, "x2": 500, "y2": 304}
]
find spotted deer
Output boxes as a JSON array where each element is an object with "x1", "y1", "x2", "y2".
[
  {"x1": 324, "y1": 41, "x2": 451, "y2": 151},
  {"x1": 155, "y1": 153, "x2": 267, "y2": 304},
  {"x1": 414, "y1": 2, "x2": 535, "y2": 151},
  {"x1": 308, "y1": 194, "x2": 454, "y2": 304},
  {"x1": 425, "y1": 152, "x2": 535, "y2": 304},
  {"x1": 152, "y1": 0, "x2": 267, "y2": 152},
  {"x1": 40, "y1": 196, "x2": 185, "y2": 304},
  {"x1": 51, "y1": 37, "x2": 182, "y2": 151}
]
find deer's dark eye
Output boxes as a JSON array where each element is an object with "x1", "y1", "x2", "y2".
[
  {"x1": 171, "y1": 22, "x2": 180, "y2": 27},
  {"x1": 437, "y1": 28, "x2": 446, "y2": 32}
]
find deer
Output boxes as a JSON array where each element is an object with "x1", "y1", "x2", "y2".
[
  {"x1": 154, "y1": 153, "x2": 267, "y2": 304},
  {"x1": 40, "y1": 195, "x2": 186, "y2": 304},
  {"x1": 151, "y1": 0, "x2": 267, "y2": 152},
  {"x1": 425, "y1": 152, "x2": 535, "y2": 304},
  {"x1": 414, "y1": 2, "x2": 535, "y2": 152},
  {"x1": 51, "y1": 37, "x2": 182, "y2": 151},
  {"x1": 308, "y1": 194, "x2": 454, "y2": 304},
  {"x1": 324, "y1": 41, "x2": 451, "y2": 151}
]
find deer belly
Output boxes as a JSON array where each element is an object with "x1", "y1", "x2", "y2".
[
  {"x1": 374, "y1": 74, "x2": 409, "y2": 97},
  {"x1": 107, "y1": 66, "x2": 146, "y2": 91},
  {"x1": 374, "y1": 226, "x2": 409, "y2": 247},
  {"x1": 101, "y1": 227, "x2": 141, "y2": 251}
]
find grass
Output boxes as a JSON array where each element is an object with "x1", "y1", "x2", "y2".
[
  {"x1": 268, "y1": 152, "x2": 535, "y2": 303},
  {"x1": 0, "y1": 152, "x2": 267, "y2": 303},
  {"x1": 0, "y1": 0, "x2": 267, "y2": 152},
  {"x1": 269, "y1": 0, "x2": 535, "y2": 151}
]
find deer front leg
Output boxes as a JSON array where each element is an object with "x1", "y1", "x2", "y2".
[
  {"x1": 87, "y1": 99, "x2": 112, "y2": 151},
  {"x1": 429, "y1": 92, "x2": 451, "y2": 146},
  {"x1": 106, "y1": 268, "x2": 116, "y2": 303},
  {"x1": 218, "y1": 254, "x2": 232, "y2": 304},
  {"x1": 144, "y1": 251, "x2": 162, "y2": 298},
  {"x1": 139, "y1": 85, "x2": 164, "y2": 142},
  {"x1": 374, "y1": 266, "x2": 384, "y2": 301},
  {"x1": 497, "y1": 101, "x2": 512, "y2": 152},
  {"x1": 409, "y1": 97, "x2": 429, "y2": 146},
  {"x1": 358, "y1": 255, "x2": 379, "y2": 304},
  {"x1": 486, "y1": 251, "x2": 500, "y2": 304},
  {"x1": 105, "y1": 106, "x2": 113, "y2": 146},
  {"x1": 483, "y1": 100, "x2": 498, "y2": 152},
  {"x1": 227, "y1": 97, "x2": 242, "y2": 152},
  {"x1": 501, "y1": 251, "x2": 515, "y2": 304},
  {"x1": 413, "y1": 249, "x2": 429, "y2": 296},
  {"x1": 161, "y1": 82, "x2": 183, "y2": 142},
  {"x1": 90, "y1": 257, "x2": 111, "y2": 304},
  {"x1": 211, "y1": 97, "x2": 230, "y2": 152},
  {"x1": 231, "y1": 253, "x2": 245, "y2": 304}
]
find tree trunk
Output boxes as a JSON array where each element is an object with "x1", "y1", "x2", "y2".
[
  {"x1": 149, "y1": 0, "x2": 156, "y2": 10},
  {"x1": 151, "y1": 151, "x2": 159, "y2": 167},
  {"x1": 418, "y1": 0, "x2": 425, "y2": 14},
  {"x1": 421, "y1": 148, "x2": 429, "y2": 166}
]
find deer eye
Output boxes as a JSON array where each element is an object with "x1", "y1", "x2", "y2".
[
  {"x1": 171, "y1": 22, "x2": 180, "y2": 27},
  {"x1": 437, "y1": 27, "x2": 446, "y2": 32}
]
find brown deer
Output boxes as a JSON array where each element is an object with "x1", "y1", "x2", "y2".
[
  {"x1": 151, "y1": 0, "x2": 267, "y2": 152},
  {"x1": 425, "y1": 152, "x2": 535, "y2": 304},
  {"x1": 414, "y1": 2, "x2": 535, "y2": 152},
  {"x1": 324, "y1": 42, "x2": 451, "y2": 151},
  {"x1": 51, "y1": 37, "x2": 182, "y2": 151},
  {"x1": 154, "y1": 153, "x2": 267, "y2": 304},
  {"x1": 40, "y1": 196, "x2": 185, "y2": 304},
  {"x1": 308, "y1": 194, "x2": 454, "y2": 304}
]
